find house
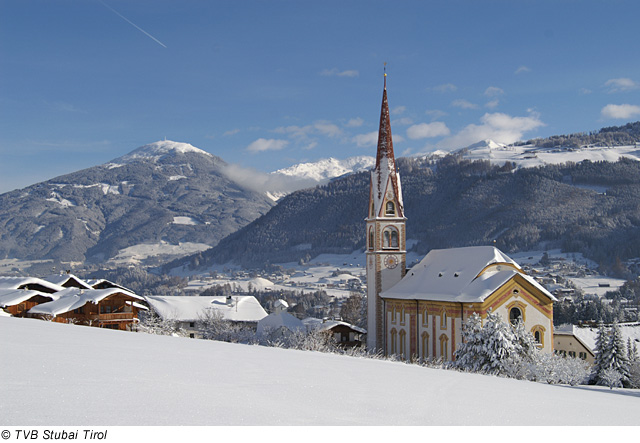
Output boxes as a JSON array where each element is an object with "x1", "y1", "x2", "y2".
[
  {"x1": 553, "y1": 324, "x2": 595, "y2": 363},
  {"x1": 0, "y1": 277, "x2": 64, "y2": 317},
  {"x1": 302, "y1": 317, "x2": 366, "y2": 348},
  {"x1": 42, "y1": 273, "x2": 92, "y2": 290},
  {"x1": 145, "y1": 295, "x2": 268, "y2": 338},
  {"x1": 365, "y1": 74, "x2": 555, "y2": 360},
  {"x1": 257, "y1": 300, "x2": 305, "y2": 340},
  {"x1": 0, "y1": 289, "x2": 59, "y2": 317},
  {"x1": 28, "y1": 287, "x2": 147, "y2": 330}
]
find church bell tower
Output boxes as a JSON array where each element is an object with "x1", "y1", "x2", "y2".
[{"x1": 366, "y1": 72, "x2": 406, "y2": 351}]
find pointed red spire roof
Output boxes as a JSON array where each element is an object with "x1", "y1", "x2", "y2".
[{"x1": 375, "y1": 72, "x2": 396, "y2": 169}]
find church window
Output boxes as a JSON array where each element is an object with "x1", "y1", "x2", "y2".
[
  {"x1": 368, "y1": 228, "x2": 374, "y2": 250},
  {"x1": 440, "y1": 310, "x2": 447, "y2": 329},
  {"x1": 399, "y1": 329, "x2": 407, "y2": 359},
  {"x1": 385, "y1": 201, "x2": 396, "y2": 216},
  {"x1": 383, "y1": 227, "x2": 399, "y2": 249},
  {"x1": 579, "y1": 352, "x2": 587, "y2": 360},
  {"x1": 421, "y1": 332, "x2": 430, "y2": 359},
  {"x1": 509, "y1": 307, "x2": 522, "y2": 325},
  {"x1": 439, "y1": 334, "x2": 449, "y2": 360},
  {"x1": 531, "y1": 325, "x2": 545, "y2": 348},
  {"x1": 390, "y1": 329, "x2": 398, "y2": 356},
  {"x1": 371, "y1": 202, "x2": 375, "y2": 217}
]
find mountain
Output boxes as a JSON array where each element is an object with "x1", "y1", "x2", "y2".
[
  {"x1": 0, "y1": 141, "x2": 275, "y2": 266},
  {"x1": 273, "y1": 156, "x2": 375, "y2": 182},
  {"x1": 168, "y1": 153, "x2": 640, "y2": 272}
]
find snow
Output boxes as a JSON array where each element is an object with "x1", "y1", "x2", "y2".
[
  {"x1": 172, "y1": 216, "x2": 201, "y2": 225},
  {"x1": 455, "y1": 140, "x2": 640, "y2": 170},
  {"x1": 109, "y1": 241, "x2": 211, "y2": 266},
  {"x1": 1, "y1": 316, "x2": 639, "y2": 426},
  {"x1": 274, "y1": 156, "x2": 375, "y2": 182},
  {"x1": 567, "y1": 276, "x2": 627, "y2": 297},
  {"x1": 144, "y1": 295, "x2": 268, "y2": 323},
  {"x1": 110, "y1": 140, "x2": 212, "y2": 164}
]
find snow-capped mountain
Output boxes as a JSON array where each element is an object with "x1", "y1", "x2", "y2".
[
  {"x1": 451, "y1": 139, "x2": 640, "y2": 169},
  {"x1": 273, "y1": 156, "x2": 375, "y2": 182},
  {"x1": 0, "y1": 141, "x2": 275, "y2": 267}
]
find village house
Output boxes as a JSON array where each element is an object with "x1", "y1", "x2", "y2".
[
  {"x1": 145, "y1": 295, "x2": 268, "y2": 338},
  {"x1": 0, "y1": 276, "x2": 64, "y2": 317},
  {"x1": 365, "y1": 74, "x2": 556, "y2": 360},
  {"x1": 28, "y1": 287, "x2": 147, "y2": 330}
]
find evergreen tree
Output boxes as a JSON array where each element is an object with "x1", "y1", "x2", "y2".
[
  {"x1": 628, "y1": 337, "x2": 639, "y2": 363},
  {"x1": 591, "y1": 322, "x2": 608, "y2": 384},
  {"x1": 606, "y1": 321, "x2": 631, "y2": 386},
  {"x1": 453, "y1": 313, "x2": 486, "y2": 372}
]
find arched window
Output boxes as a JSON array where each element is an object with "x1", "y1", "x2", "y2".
[
  {"x1": 531, "y1": 325, "x2": 545, "y2": 348},
  {"x1": 371, "y1": 202, "x2": 375, "y2": 217},
  {"x1": 385, "y1": 201, "x2": 396, "y2": 216},
  {"x1": 368, "y1": 228, "x2": 374, "y2": 250},
  {"x1": 509, "y1": 307, "x2": 522, "y2": 325},
  {"x1": 399, "y1": 329, "x2": 407, "y2": 360},
  {"x1": 383, "y1": 227, "x2": 399, "y2": 249},
  {"x1": 390, "y1": 328, "x2": 398, "y2": 356},
  {"x1": 439, "y1": 334, "x2": 449, "y2": 360},
  {"x1": 421, "y1": 332, "x2": 430, "y2": 360}
]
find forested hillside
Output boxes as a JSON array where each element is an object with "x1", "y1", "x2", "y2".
[
  {"x1": 523, "y1": 121, "x2": 640, "y2": 148},
  {"x1": 168, "y1": 154, "x2": 640, "y2": 272}
]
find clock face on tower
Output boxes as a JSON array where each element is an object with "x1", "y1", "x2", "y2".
[{"x1": 384, "y1": 254, "x2": 398, "y2": 269}]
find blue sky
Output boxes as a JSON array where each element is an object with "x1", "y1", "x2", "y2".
[{"x1": 1, "y1": 0, "x2": 639, "y2": 193}]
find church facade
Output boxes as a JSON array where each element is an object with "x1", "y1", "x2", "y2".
[{"x1": 365, "y1": 76, "x2": 556, "y2": 360}]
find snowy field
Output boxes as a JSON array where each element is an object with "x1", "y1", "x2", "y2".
[{"x1": 2, "y1": 316, "x2": 639, "y2": 429}]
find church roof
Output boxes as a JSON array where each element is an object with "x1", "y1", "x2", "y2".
[{"x1": 380, "y1": 246, "x2": 556, "y2": 303}]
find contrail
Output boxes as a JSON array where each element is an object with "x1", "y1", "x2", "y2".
[{"x1": 98, "y1": 0, "x2": 167, "y2": 48}]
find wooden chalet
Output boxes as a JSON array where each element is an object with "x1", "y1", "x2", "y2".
[{"x1": 28, "y1": 287, "x2": 147, "y2": 331}]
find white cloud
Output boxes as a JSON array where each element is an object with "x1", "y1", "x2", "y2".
[
  {"x1": 579, "y1": 88, "x2": 592, "y2": 95},
  {"x1": 426, "y1": 109, "x2": 448, "y2": 120},
  {"x1": 393, "y1": 117, "x2": 414, "y2": 126},
  {"x1": 221, "y1": 163, "x2": 318, "y2": 194},
  {"x1": 406, "y1": 122, "x2": 450, "y2": 140},
  {"x1": 451, "y1": 99, "x2": 479, "y2": 110},
  {"x1": 313, "y1": 121, "x2": 343, "y2": 138},
  {"x1": 601, "y1": 104, "x2": 640, "y2": 119},
  {"x1": 320, "y1": 68, "x2": 359, "y2": 78},
  {"x1": 604, "y1": 78, "x2": 639, "y2": 93},
  {"x1": 223, "y1": 129, "x2": 240, "y2": 136},
  {"x1": 440, "y1": 112, "x2": 545, "y2": 149},
  {"x1": 485, "y1": 100, "x2": 500, "y2": 109},
  {"x1": 246, "y1": 138, "x2": 289, "y2": 153},
  {"x1": 431, "y1": 83, "x2": 457, "y2": 93},
  {"x1": 391, "y1": 106, "x2": 406, "y2": 115},
  {"x1": 484, "y1": 86, "x2": 505, "y2": 97},
  {"x1": 345, "y1": 118, "x2": 364, "y2": 128},
  {"x1": 352, "y1": 131, "x2": 379, "y2": 148},
  {"x1": 515, "y1": 66, "x2": 531, "y2": 74}
]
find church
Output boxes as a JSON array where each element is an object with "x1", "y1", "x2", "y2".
[{"x1": 365, "y1": 74, "x2": 556, "y2": 361}]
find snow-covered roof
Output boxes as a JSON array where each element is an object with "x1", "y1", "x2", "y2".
[
  {"x1": 381, "y1": 246, "x2": 556, "y2": 303},
  {"x1": 84, "y1": 278, "x2": 131, "y2": 291},
  {"x1": 28, "y1": 288, "x2": 143, "y2": 317},
  {"x1": 257, "y1": 312, "x2": 305, "y2": 336},
  {"x1": 42, "y1": 274, "x2": 92, "y2": 289},
  {"x1": 0, "y1": 277, "x2": 65, "y2": 293},
  {"x1": 555, "y1": 323, "x2": 640, "y2": 353},
  {"x1": 0, "y1": 289, "x2": 58, "y2": 307},
  {"x1": 144, "y1": 296, "x2": 267, "y2": 323},
  {"x1": 302, "y1": 317, "x2": 367, "y2": 334}
]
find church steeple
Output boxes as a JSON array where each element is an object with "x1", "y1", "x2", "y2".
[
  {"x1": 371, "y1": 72, "x2": 404, "y2": 220},
  {"x1": 366, "y1": 71, "x2": 407, "y2": 352}
]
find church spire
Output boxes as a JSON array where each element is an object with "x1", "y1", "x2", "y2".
[{"x1": 371, "y1": 70, "x2": 404, "y2": 219}]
